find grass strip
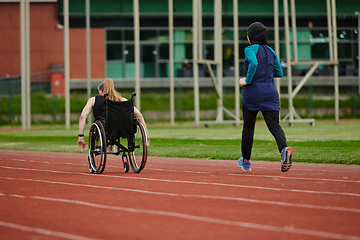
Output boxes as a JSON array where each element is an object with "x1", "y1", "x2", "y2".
[
  {"x1": 149, "y1": 138, "x2": 360, "y2": 165},
  {"x1": 1, "y1": 135, "x2": 359, "y2": 165}
]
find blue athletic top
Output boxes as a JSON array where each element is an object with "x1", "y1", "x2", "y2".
[{"x1": 242, "y1": 44, "x2": 283, "y2": 111}]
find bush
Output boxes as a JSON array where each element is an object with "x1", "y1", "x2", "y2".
[{"x1": 0, "y1": 91, "x2": 358, "y2": 119}]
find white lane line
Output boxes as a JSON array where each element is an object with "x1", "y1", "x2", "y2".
[
  {"x1": 153, "y1": 168, "x2": 360, "y2": 183},
  {"x1": 1, "y1": 166, "x2": 360, "y2": 197},
  {"x1": 146, "y1": 159, "x2": 360, "y2": 172},
  {"x1": 2, "y1": 158, "x2": 360, "y2": 183},
  {"x1": 0, "y1": 221, "x2": 99, "y2": 240},
  {"x1": 1, "y1": 158, "x2": 79, "y2": 166},
  {"x1": 1, "y1": 175, "x2": 360, "y2": 214},
  {"x1": 3, "y1": 156, "x2": 360, "y2": 175},
  {"x1": 9, "y1": 194, "x2": 25, "y2": 198},
  {"x1": 13, "y1": 195, "x2": 360, "y2": 240}
]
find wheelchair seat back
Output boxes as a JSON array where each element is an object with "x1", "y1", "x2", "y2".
[{"x1": 105, "y1": 98, "x2": 134, "y2": 140}]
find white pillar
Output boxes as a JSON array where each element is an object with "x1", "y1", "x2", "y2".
[
  {"x1": 233, "y1": 0, "x2": 240, "y2": 125},
  {"x1": 86, "y1": 0, "x2": 92, "y2": 126},
  {"x1": 168, "y1": 0, "x2": 175, "y2": 125},
  {"x1": 274, "y1": 0, "x2": 281, "y2": 104},
  {"x1": 290, "y1": 0, "x2": 298, "y2": 62},
  {"x1": 198, "y1": 0, "x2": 203, "y2": 59},
  {"x1": 25, "y1": 0, "x2": 31, "y2": 130},
  {"x1": 64, "y1": 0, "x2": 70, "y2": 130},
  {"x1": 20, "y1": 0, "x2": 26, "y2": 131},
  {"x1": 214, "y1": 0, "x2": 223, "y2": 122},
  {"x1": 326, "y1": 0, "x2": 334, "y2": 61},
  {"x1": 193, "y1": 0, "x2": 200, "y2": 127},
  {"x1": 134, "y1": 0, "x2": 141, "y2": 110},
  {"x1": 283, "y1": 0, "x2": 294, "y2": 123},
  {"x1": 357, "y1": 11, "x2": 360, "y2": 95},
  {"x1": 331, "y1": 0, "x2": 339, "y2": 125}
]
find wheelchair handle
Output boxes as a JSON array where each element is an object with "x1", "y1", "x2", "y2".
[
  {"x1": 104, "y1": 93, "x2": 109, "y2": 99},
  {"x1": 131, "y1": 92, "x2": 137, "y2": 99}
]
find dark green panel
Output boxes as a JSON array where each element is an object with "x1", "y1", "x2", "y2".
[
  {"x1": 174, "y1": 0, "x2": 192, "y2": 12},
  {"x1": 122, "y1": 0, "x2": 133, "y2": 12},
  {"x1": 106, "y1": 62, "x2": 123, "y2": 78},
  {"x1": 139, "y1": 0, "x2": 168, "y2": 12},
  {"x1": 159, "y1": 44, "x2": 170, "y2": 60},
  {"x1": 140, "y1": 30, "x2": 157, "y2": 41},
  {"x1": 68, "y1": 0, "x2": 123, "y2": 13},
  {"x1": 107, "y1": 44, "x2": 123, "y2": 60},
  {"x1": 124, "y1": 30, "x2": 134, "y2": 41},
  {"x1": 107, "y1": 30, "x2": 122, "y2": 41},
  {"x1": 91, "y1": 0, "x2": 122, "y2": 12},
  {"x1": 311, "y1": 43, "x2": 330, "y2": 59},
  {"x1": 60, "y1": 0, "x2": 360, "y2": 16},
  {"x1": 202, "y1": 0, "x2": 214, "y2": 13},
  {"x1": 238, "y1": 0, "x2": 275, "y2": 14},
  {"x1": 61, "y1": 0, "x2": 130, "y2": 13},
  {"x1": 68, "y1": 0, "x2": 85, "y2": 12},
  {"x1": 159, "y1": 63, "x2": 168, "y2": 77},
  {"x1": 125, "y1": 45, "x2": 135, "y2": 62}
]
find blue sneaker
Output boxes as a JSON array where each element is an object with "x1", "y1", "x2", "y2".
[
  {"x1": 281, "y1": 147, "x2": 293, "y2": 172},
  {"x1": 237, "y1": 157, "x2": 251, "y2": 171}
]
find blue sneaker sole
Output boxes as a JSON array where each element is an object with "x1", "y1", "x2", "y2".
[
  {"x1": 237, "y1": 159, "x2": 251, "y2": 171},
  {"x1": 281, "y1": 147, "x2": 293, "y2": 172}
]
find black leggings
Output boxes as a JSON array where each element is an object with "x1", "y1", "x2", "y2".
[{"x1": 241, "y1": 106, "x2": 287, "y2": 160}]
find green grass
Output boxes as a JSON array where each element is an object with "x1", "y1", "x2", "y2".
[
  {"x1": 149, "y1": 138, "x2": 359, "y2": 165},
  {"x1": 0, "y1": 121, "x2": 359, "y2": 165}
]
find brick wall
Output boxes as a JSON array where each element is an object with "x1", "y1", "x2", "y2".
[{"x1": 0, "y1": 3, "x2": 105, "y2": 79}]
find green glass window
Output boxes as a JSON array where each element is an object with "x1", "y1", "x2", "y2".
[
  {"x1": 124, "y1": 30, "x2": 134, "y2": 41},
  {"x1": 140, "y1": 30, "x2": 157, "y2": 41},
  {"x1": 124, "y1": 45, "x2": 135, "y2": 62},
  {"x1": 338, "y1": 43, "x2": 352, "y2": 59},
  {"x1": 158, "y1": 30, "x2": 170, "y2": 41},
  {"x1": 204, "y1": 30, "x2": 214, "y2": 40},
  {"x1": 107, "y1": 30, "x2": 122, "y2": 41},
  {"x1": 159, "y1": 44, "x2": 169, "y2": 60},
  {"x1": 223, "y1": 45, "x2": 234, "y2": 69},
  {"x1": 107, "y1": 44, "x2": 123, "y2": 60}
]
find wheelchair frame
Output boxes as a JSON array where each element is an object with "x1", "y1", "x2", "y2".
[{"x1": 87, "y1": 92, "x2": 148, "y2": 174}]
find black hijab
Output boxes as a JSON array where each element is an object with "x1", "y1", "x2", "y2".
[{"x1": 247, "y1": 22, "x2": 268, "y2": 45}]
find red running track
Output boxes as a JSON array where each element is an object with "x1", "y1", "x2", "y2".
[{"x1": 0, "y1": 150, "x2": 359, "y2": 240}]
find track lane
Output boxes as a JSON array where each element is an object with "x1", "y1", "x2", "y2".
[{"x1": 0, "y1": 150, "x2": 359, "y2": 240}]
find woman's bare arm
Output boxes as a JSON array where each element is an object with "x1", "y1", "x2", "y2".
[
  {"x1": 134, "y1": 107, "x2": 150, "y2": 146},
  {"x1": 77, "y1": 97, "x2": 95, "y2": 152}
]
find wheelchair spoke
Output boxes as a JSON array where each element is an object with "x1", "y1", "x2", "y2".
[
  {"x1": 129, "y1": 121, "x2": 147, "y2": 173},
  {"x1": 88, "y1": 121, "x2": 107, "y2": 174}
]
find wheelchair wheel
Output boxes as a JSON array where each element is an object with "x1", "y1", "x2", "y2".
[
  {"x1": 124, "y1": 162, "x2": 129, "y2": 173},
  {"x1": 129, "y1": 121, "x2": 148, "y2": 173},
  {"x1": 122, "y1": 154, "x2": 129, "y2": 173},
  {"x1": 88, "y1": 120, "x2": 107, "y2": 174},
  {"x1": 87, "y1": 156, "x2": 94, "y2": 173}
]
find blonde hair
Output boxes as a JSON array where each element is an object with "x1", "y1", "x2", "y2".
[{"x1": 98, "y1": 78, "x2": 123, "y2": 101}]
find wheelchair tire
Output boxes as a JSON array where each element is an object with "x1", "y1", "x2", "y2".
[
  {"x1": 87, "y1": 156, "x2": 94, "y2": 173},
  {"x1": 122, "y1": 154, "x2": 129, "y2": 173},
  {"x1": 124, "y1": 162, "x2": 129, "y2": 173},
  {"x1": 88, "y1": 120, "x2": 107, "y2": 174},
  {"x1": 129, "y1": 121, "x2": 148, "y2": 173}
]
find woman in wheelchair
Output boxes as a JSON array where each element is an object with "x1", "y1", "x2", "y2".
[{"x1": 77, "y1": 78, "x2": 150, "y2": 174}]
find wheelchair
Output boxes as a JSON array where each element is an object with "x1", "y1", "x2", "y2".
[{"x1": 87, "y1": 92, "x2": 148, "y2": 174}]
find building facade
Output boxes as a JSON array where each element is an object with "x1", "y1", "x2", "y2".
[{"x1": 1, "y1": 0, "x2": 359, "y2": 84}]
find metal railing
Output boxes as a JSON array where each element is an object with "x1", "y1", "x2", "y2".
[{"x1": 0, "y1": 70, "x2": 53, "y2": 95}]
